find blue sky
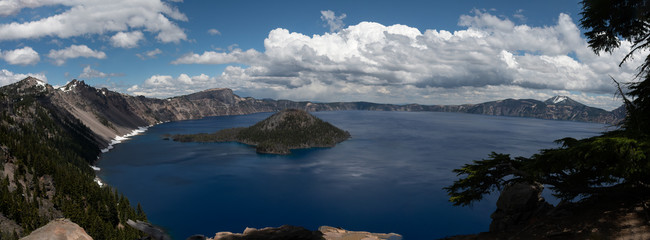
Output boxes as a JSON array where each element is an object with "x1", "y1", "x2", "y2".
[{"x1": 0, "y1": 0, "x2": 643, "y2": 110}]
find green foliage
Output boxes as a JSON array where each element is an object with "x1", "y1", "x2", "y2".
[
  {"x1": 0, "y1": 87, "x2": 147, "y2": 239},
  {"x1": 238, "y1": 115, "x2": 350, "y2": 148},
  {"x1": 173, "y1": 110, "x2": 350, "y2": 154},
  {"x1": 446, "y1": 132, "x2": 650, "y2": 206},
  {"x1": 580, "y1": 0, "x2": 649, "y2": 56},
  {"x1": 447, "y1": 0, "x2": 650, "y2": 208},
  {"x1": 445, "y1": 153, "x2": 527, "y2": 206},
  {"x1": 581, "y1": 0, "x2": 650, "y2": 135},
  {"x1": 531, "y1": 134, "x2": 649, "y2": 200}
]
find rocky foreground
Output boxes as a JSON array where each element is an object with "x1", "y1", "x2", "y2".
[
  {"x1": 444, "y1": 182, "x2": 650, "y2": 240},
  {"x1": 22, "y1": 184, "x2": 649, "y2": 240},
  {"x1": 21, "y1": 222, "x2": 403, "y2": 240},
  {"x1": 20, "y1": 219, "x2": 92, "y2": 240}
]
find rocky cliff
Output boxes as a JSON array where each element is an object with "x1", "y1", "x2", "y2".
[
  {"x1": 40, "y1": 78, "x2": 624, "y2": 149},
  {"x1": 0, "y1": 77, "x2": 633, "y2": 239}
]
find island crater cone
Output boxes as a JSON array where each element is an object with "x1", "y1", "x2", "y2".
[{"x1": 172, "y1": 109, "x2": 351, "y2": 154}]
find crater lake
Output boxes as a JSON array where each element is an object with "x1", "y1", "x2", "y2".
[{"x1": 96, "y1": 111, "x2": 610, "y2": 239}]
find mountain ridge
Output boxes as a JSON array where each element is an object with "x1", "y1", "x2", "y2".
[
  {"x1": 0, "y1": 77, "x2": 629, "y2": 239},
  {"x1": 6, "y1": 77, "x2": 625, "y2": 149}
]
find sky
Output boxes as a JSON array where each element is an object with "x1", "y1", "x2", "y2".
[{"x1": 0, "y1": 0, "x2": 646, "y2": 110}]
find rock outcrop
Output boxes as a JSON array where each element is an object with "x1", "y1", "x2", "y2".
[
  {"x1": 444, "y1": 190, "x2": 650, "y2": 239},
  {"x1": 20, "y1": 219, "x2": 92, "y2": 240},
  {"x1": 489, "y1": 182, "x2": 553, "y2": 232},
  {"x1": 204, "y1": 225, "x2": 323, "y2": 240},
  {"x1": 172, "y1": 109, "x2": 351, "y2": 154},
  {"x1": 126, "y1": 219, "x2": 170, "y2": 240},
  {"x1": 193, "y1": 226, "x2": 402, "y2": 240},
  {"x1": 319, "y1": 226, "x2": 402, "y2": 240}
]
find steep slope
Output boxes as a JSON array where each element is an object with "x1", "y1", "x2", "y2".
[
  {"x1": 172, "y1": 109, "x2": 351, "y2": 154},
  {"x1": 52, "y1": 80, "x2": 151, "y2": 144},
  {"x1": 51, "y1": 81, "x2": 275, "y2": 146},
  {"x1": 0, "y1": 78, "x2": 147, "y2": 239}
]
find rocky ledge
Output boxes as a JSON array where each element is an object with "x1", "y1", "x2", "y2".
[
  {"x1": 188, "y1": 225, "x2": 402, "y2": 240},
  {"x1": 21, "y1": 221, "x2": 403, "y2": 240}
]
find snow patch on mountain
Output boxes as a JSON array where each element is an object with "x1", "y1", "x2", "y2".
[{"x1": 551, "y1": 96, "x2": 568, "y2": 104}]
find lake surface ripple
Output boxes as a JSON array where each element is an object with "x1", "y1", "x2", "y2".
[{"x1": 97, "y1": 111, "x2": 609, "y2": 239}]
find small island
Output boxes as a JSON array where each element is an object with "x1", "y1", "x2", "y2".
[{"x1": 171, "y1": 109, "x2": 351, "y2": 154}]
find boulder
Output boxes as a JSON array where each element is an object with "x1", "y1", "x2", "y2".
[
  {"x1": 319, "y1": 226, "x2": 402, "y2": 240},
  {"x1": 209, "y1": 225, "x2": 323, "y2": 240},
  {"x1": 20, "y1": 218, "x2": 92, "y2": 240},
  {"x1": 126, "y1": 219, "x2": 171, "y2": 240},
  {"x1": 489, "y1": 182, "x2": 553, "y2": 232}
]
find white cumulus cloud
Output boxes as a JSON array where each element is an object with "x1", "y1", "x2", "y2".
[
  {"x1": 110, "y1": 31, "x2": 145, "y2": 48},
  {"x1": 171, "y1": 48, "x2": 262, "y2": 65},
  {"x1": 1, "y1": 46, "x2": 40, "y2": 65},
  {"x1": 207, "y1": 29, "x2": 221, "y2": 36},
  {"x1": 129, "y1": 73, "x2": 217, "y2": 97},
  {"x1": 78, "y1": 66, "x2": 123, "y2": 79},
  {"x1": 156, "y1": 11, "x2": 647, "y2": 110},
  {"x1": 137, "y1": 48, "x2": 163, "y2": 59},
  {"x1": 321, "y1": 10, "x2": 346, "y2": 32},
  {"x1": 0, "y1": 0, "x2": 187, "y2": 43},
  {"x1": 48, "y1": 45, "x2": 106, "y2": 65}
]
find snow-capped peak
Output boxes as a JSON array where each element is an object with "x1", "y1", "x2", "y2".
[
  {"x1": 551, "y1": 96, "x2": 567, "y2": 104},
  {"x1": 34, "y1": 78, "x2": 46, "y2": 87},
  {"x1": 59, "y1": 80, "x2": 79, "y2": 93}
]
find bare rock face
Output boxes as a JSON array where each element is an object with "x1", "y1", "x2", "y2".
[
  {"x1": 20, "y1": 219, "x2": 92, "y2": 240},
  {"x1": 489, "y1": 182, "x2": 553, "y2": 232},
  {"x1": 207, "y1": 225, "x2": 323, "y2": 240}
]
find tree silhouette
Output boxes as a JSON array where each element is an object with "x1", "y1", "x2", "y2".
[
  {"x1": 446, "y1": 0, "x2": 650, "y2": 206},
  {"x1": 581, "y1": 0, "x2": 650, "y2": 135}
]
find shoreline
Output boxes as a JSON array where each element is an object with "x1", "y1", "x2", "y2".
[
  {"x1": 100, "y1": 126, "x2": 153, "y2": 153},
  {"x1": 93, "y1": 125, "x2": 154, "y2": 187}
]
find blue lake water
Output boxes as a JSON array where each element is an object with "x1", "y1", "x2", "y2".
[{"x1": 97, "y1": 111, "x2": 610, "y2": 239}]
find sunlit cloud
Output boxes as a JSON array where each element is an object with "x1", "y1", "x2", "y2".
[
  {"x1": 110, "y1": 31, "x2": 145, "y2": 48},
  {"x1": 78, "y1": 66, "x2": 124, "y2": 79},
  {"x1": 0, "y1": 0, "x2": 187, "y2": 44},
  {"x1": 48, "y1": 45, "x2": 106, "y2": 66},
  {"x1": 1, "y1": 46, "x2": 40, "y2": 66},
  {"x1": 137, "y1": 48, "x2": 163, "y2": 60},
  {"x1": 136, "y1": 11, "x2": 644, "y2": 110}
]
